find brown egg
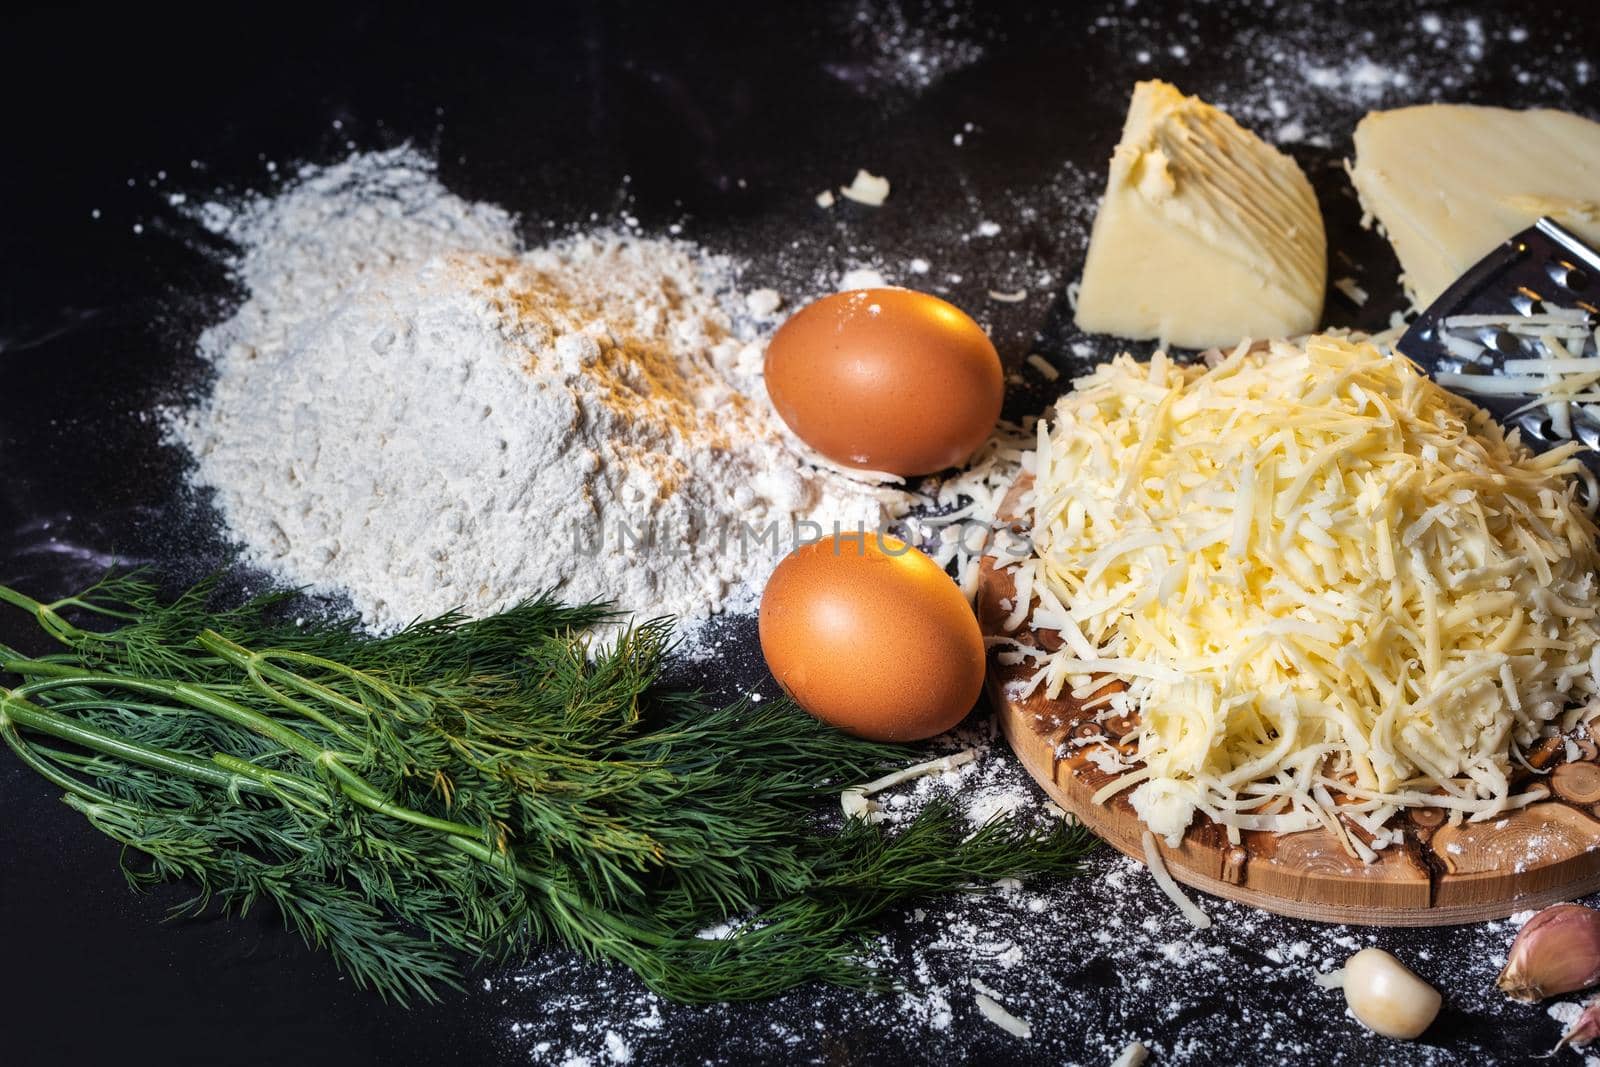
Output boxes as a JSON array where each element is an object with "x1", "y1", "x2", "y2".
[
  {"x1": 764, "y1": 288, "x2": 1003, "y2": 476},
  {"x1": 758, "y1": 533, "x2": 985, "y2": 742}
]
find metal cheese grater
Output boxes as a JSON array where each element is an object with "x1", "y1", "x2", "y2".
[{"x1": 1398, "y1": 217, "x2": 1600, "y2": 454}]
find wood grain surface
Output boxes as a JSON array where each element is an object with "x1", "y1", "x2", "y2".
[{"x1": 979, "y1": 482, "x2": 1600, "y2": 925}]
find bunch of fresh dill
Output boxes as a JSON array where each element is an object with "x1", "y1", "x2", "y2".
[{"x1": 0, "y1": 574, "x2": 1092, "y2": 1004}]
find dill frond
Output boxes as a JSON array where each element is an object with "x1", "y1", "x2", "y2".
[{"x1": 0, "y1": 575, "x2": 1094, "y2": 1004}]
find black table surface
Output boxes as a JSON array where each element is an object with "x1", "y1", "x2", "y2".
[{"x1": 4, "y1": 2, "x2": 1599, "y2": 1064}]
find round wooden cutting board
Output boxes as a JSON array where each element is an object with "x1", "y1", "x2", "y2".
[{"x1": 978, "y1": 485, "x2": 1600, "y2": 926}]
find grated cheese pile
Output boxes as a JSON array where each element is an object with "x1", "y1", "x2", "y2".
[{"x1": 1004, "y1": 335, "x2": 1600, "y2": 858}]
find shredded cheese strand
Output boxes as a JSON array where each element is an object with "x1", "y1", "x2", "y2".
[{"x1": 1142, "y1": 830, "x2": 1212, "y2": 929}]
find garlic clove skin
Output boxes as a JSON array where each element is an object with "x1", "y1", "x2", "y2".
[
  {"x1": 1497, "y1": 903, "x2": 1600, "y2": 1003},
  {"x1": 1559, "y1": 995, "x2": 1600, "y2": 1052},
  {"x1": 1341, "y1": 948, "x2": 1442, "y2": 1040}
]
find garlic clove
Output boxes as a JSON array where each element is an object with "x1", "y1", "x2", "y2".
[
  {"x1": 1340, "y1": 948, "x2": 1442, "y2": 1040},
  {"x1": 1497, "y1": 903, "x2": 1600, "y2": 1003}
]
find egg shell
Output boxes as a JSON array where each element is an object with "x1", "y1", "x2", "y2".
[
  {"x1": 764, "y1": 288, "x2": 1003, "y2": 476},
  {"x1": 758, "y1": 533, "x2": 985, "y2": 742}
]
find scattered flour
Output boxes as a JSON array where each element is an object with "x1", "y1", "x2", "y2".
[
  {"x1": 1080, "y1": 5, "x2": 1584, "y2": 150},
  {"x1": 827, "y1": 0, "x2": 987, "y2": 93},
  {"x1": 1551, "y1": 999, "x2": 1585, "y2": 1029}
]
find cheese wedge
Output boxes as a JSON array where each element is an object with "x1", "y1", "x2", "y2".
[
  {"x1": 1075, "y1": 81, "x2": 1326, "y2": 349},
  {"x1": 1350, "y1": 103, "x2": 1600, "y2": 307}
]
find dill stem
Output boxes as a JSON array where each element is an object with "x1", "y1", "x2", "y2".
[
  {"x1": 192, "y1": 632, "x2": 505, "y2": 841},
  {"x1": 0, "y1": 586, "x2": 92, "y2": 645},
  {"x1": 0, "y1": 723, "x2": 115, "y2": 802},
  {"x1": 10, "y1": 666, "x2": 325, "y2": 761},
  {"x1": 0, "y1": 652, "x2": 84, "y2": 680},
  {"x1": 439, "y1": 833, "x2": 685, "y2": 951},
  {"x1": 7, "y1": 681, "x2": 491, "y2": 857},
  {"x1": 0, "y1": 585, "x2": 42, "y2": 615},
  {"x1": 9, "y1": 656, "x2": 493, "y2": 845},
  {"x1": 196, "y1": 630, "x2": 370, "y2": 745},
  {"x1": 0, "y1": 689, "x2": 267, "y2": 794},
  {"x1": 211, "y1": 752, "x2": 330, "y2": 806},
  {"x1": 318, "y1": 756, "x2": 486, "y2": 839}
]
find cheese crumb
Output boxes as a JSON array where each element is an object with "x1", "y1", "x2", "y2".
[
  {"x1": 839, "y1": 169, "x2": 891, "y2": 207},
  {"x1": 1334, "y1": 276, "x2": 1369, "y2": 306},
  {"x1": 971, "y1": 983, "x2": 1032, "y2": 1039},
  {"x1": 744, "y1": 288, "x2": 782, "y2": 317},
  {"x1": 839, "y1": 267, "x2": 889, "y2": 290},
  {"x1": 1109, "y1": 1041, "x2": 1150, "y2": 1067},
  {"x1": 1026, "y1": 354, "x2": 1060, "y2": 380}
]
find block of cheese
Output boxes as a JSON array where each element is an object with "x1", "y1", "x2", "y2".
[
  {"x1": 1350, "y1": 104, "x2": 1600, "y2": 307},
  {"x1": 1075, "y1": 81, "x2": 1326, "y2": 350}
]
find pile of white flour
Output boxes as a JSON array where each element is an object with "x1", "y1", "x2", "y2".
[{"x1": 173, "y1": 148, "x2": 899, "y2": 633}]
